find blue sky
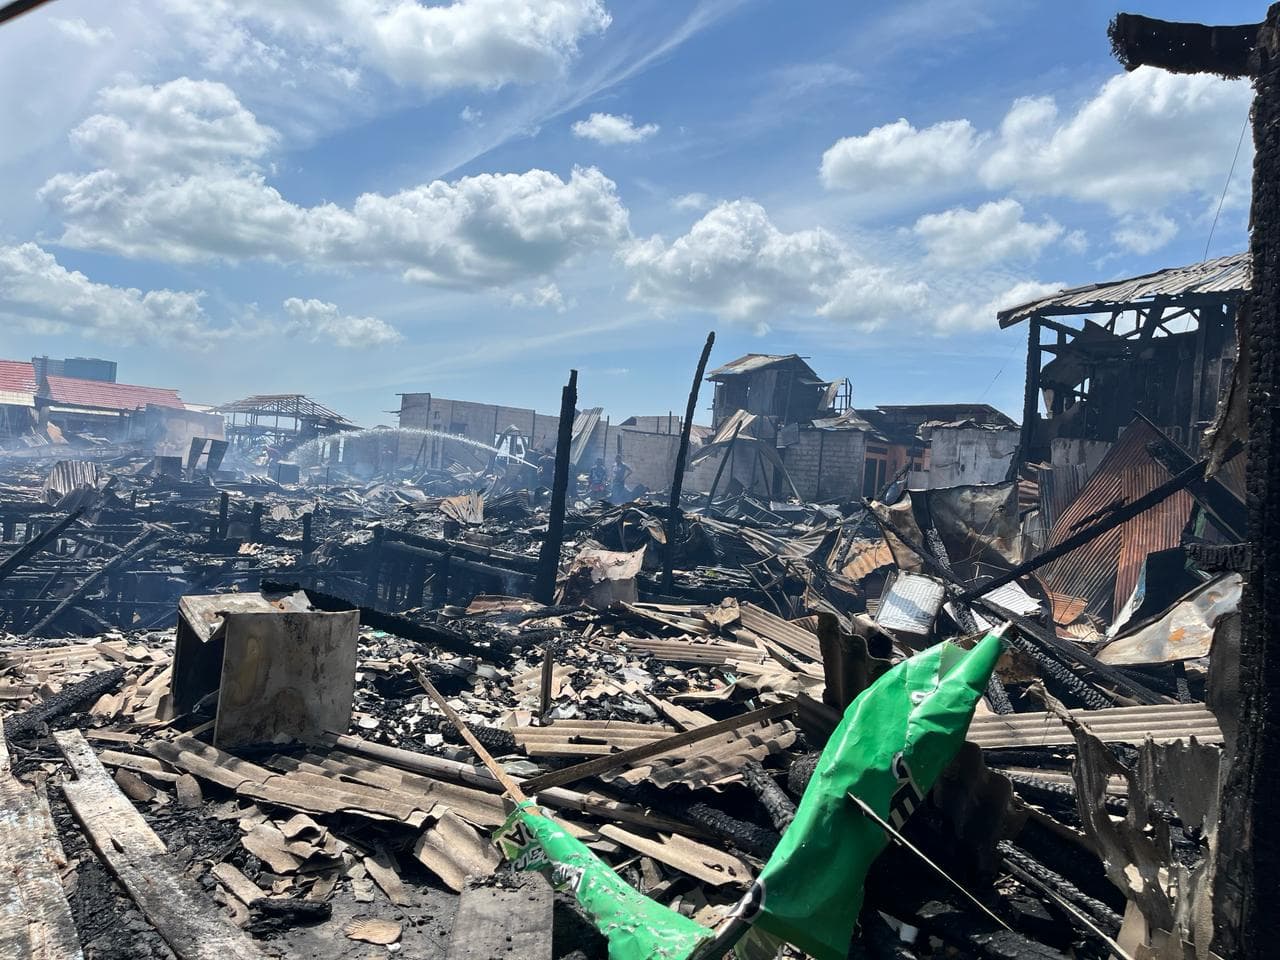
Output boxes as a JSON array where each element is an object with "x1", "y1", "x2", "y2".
[{"x1": 0, "y1": 0, "x2": 1259, "y2": 426}]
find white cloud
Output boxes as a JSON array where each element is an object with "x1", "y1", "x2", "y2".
[
  {"x1": 572, "y1": 112, "x2": 660, "y2": 145},
  {"x1": 1110, "y1": 213, "x2": 1179, "y2": 254},
  {"x1": 821, "y1": 67, "x2": 1251, "y2": 248},
  {"x1": 282, "y1": 297, "x2": 401, "y2": 348},
  {"x1": 509, "y1": 283, "x2": 568, "y2": 311},
  {"x1": 981, "y1": 67, "x2": 1251, "y2": 214},
  {"x1": 164, "y1": 0, "x2": 610, "y2": 92},
  {"x1": 0, "y1": 242, "x2": 213, "y2": 343},
  {"x1": 459, "y1": 105, "x2": 482, "y2": 124},
  {"x1": 68, "y1": 78, "x2": 277, "y2": 176},
  {"x1": 936, "y1": 279, "x2": 1063, "y2": 332},
  {"x1": 820, "y1": 118, "x2": 985, "y2": 193},
  {"x1": 41, "y1": 79, "x2": 631, "y2": 288},
  {"x1": 51, "y1": 17, "x2": 115, "y2": 46},
  {"x1": 913, "y1": 199, "x2": 1062, "y2": 267},
  {"x1": 623, "y1": 199, "x2": 927, "y2": 331},
  {"x1": 673, "y1": 192, "x2": 710, "y2": 212}
]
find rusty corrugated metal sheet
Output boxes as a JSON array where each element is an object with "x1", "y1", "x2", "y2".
[
  {"x1": 999, "y1": 252, "x2": 1249, "y2": 327},
  {"x1": 1034, "y1": 420, "x2": 1193, "y2": 623}
]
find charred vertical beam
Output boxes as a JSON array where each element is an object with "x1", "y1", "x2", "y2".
[
  {"x1": 216, "y1": 491, "x2": 229, "y2": 540},
  {"x1": 364, "y1": 526, "x2": 384, "y2": 607},
  {"x1": 664, "y1": 332, "x2": 715, "y2": 590},
  {"x1": 432, "y1": 550, "x2": 451, "y2": 608},
  {"x1": 1107, "y1": 11, "x2": 1276, "y2": 958},
  {"x1": 1009, "y1": 316, "x2": 1041, "y2": 481},
  {"x1": 1223, "y1": 12, "x2": 1280, "y2": 958},
  {"x1": 535, "y1": 369, "x2": 578, "y2": 605},
  {"x1": 249, "y1": 501, "x2": 263, "y2": 541}
]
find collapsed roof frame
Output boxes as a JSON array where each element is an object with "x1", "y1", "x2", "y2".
[
  {"x1": 216, "y1": 394, "x2": 357, "y2": 450},
  {"x1": 998, "y1": 253, "x2": 1249, "y2": 470}
]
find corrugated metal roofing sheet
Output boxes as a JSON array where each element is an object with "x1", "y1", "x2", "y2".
[
  {"x1": 1034, "y1": 419, "x2": 1193, "y2": 623},
  {"x1": 998, "y1": 252, "x2": 1249, "y2": 327},
  {"x1": 969, "y1": 702, "x2": 1222, "y2": 748},
  {"x1": 42, "y1": 375, "x2": 184, "y2": 412},
  {"x1": 706, "y1": 353, "x2": 814, "y2": 379}
]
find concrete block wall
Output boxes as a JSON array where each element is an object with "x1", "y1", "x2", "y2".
[
  {"x1": 781, "y1": 429, "x2": 866, "y2": 501},
  {"x1": 398, "y1": 393, "x2": 560, "y2": 468},
  {"x1": 614, "y1": 428, "x2": 683, "y2": 492}
]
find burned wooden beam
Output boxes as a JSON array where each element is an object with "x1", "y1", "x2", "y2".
[
  {"x1": 1109, "y1": 13, "x2": 1260, "y2": 77},
  {"x1": 664, "y1": 331, "x2": 715, "y2": 589},
  {"x1": 0, "y1": 506, "x2": 85, "y2": 587},
  {"x1": 54, "y1": 730, "x2": 264, "y2": 960},
  {"x1": 535, "y1": 369, "x2": 577, "y2": 604},
  {"x1": 26, "y1": 527, "x2": 162, "y2": 637},
  {"x1": 518, "y1": 698, "x2": 797, "y2": 794}
]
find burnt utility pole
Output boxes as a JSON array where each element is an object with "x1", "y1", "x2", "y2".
[
  {"x1": 664, "y1": 332, "x2": 715, "y2": 590},
  {"x1": 535, "y1": 369, "x2": 578, "y2": 604},
  {"x1": 1109, "y1": 10, "x2": 1278, "y2": 959}
]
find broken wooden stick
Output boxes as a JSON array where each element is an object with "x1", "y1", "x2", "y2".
[
  {"x1": 534, "y1": 369, "x2": 577, "y2": 605},
  {"x1": 664, "y1": 331, "x2": 714, "y2": 589},
  {"x1": 411, "y1": 661, "x2": 527, "y2": 802},
  {"x1": 519, "y1": 697, "x2": 797, "y2": 794}
]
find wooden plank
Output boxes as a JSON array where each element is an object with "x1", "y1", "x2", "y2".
[
  {"x1": 598, "y1": 825, "x2": 751, "y2": 887},
  {"x1": 445, "y1": 879, "x2": 552, "y2": 960},
  {"x1": 53, "y1": 730, "x2": 263, "y2": 960},
  {"x1": 519, "y1": 699, "x2": 798, "y2": 793},
  {"x1": 0, "y1": 728, "x2": 83, "y2": 960}
]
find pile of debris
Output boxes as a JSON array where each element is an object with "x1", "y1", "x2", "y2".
[{"x1": 0, "y1": 403, "x2": 1240, "y2": 959}]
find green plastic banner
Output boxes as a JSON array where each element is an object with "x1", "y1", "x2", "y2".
[
  {"x1": 494, "y1": 799, "x2": 713, "y2": 960},
  {"x1": 730, "y1": 630, "x2": 1003, "y2": 960}
]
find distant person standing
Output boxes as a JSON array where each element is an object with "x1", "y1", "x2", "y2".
[
  {"x1": 588, "y1": 458, "x2": 607, "y2": 497},
  {"x1": 610, "y1": 453, "x2": 632, "y2": 503}
]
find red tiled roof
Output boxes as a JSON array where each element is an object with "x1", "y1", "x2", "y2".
[
  {"x1": 0, "y1": 360, "x2": 37, "y2": 400},
  {"x1": 42, "y1": 375, "x2": 184, "y2": 412}
]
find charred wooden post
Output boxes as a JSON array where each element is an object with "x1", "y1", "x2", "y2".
[
  {"x1": 664, "y1": 332, "x2": 715, "y2": 590},
  {"x1": 432, "y1": 549, "x2": 451, "y2": 608},
  {"x1": 216, "y1": 491, "x2": 229, "y2": 540},
  {"x1": 539, "y1": 639, "x2": 557, "y2": 719},
  {"x1": 1107, "y1": 10, "x2": 1275, "y2": 957},
  {"x1": 535, "y1": 369, "x2": 577, "y2": 605},
  {"x1": 364, "y1": 525, "x2": 384, "y2": 607},
  {"x1": 249, "y1": 501, "x2": 263, "y2": 541},
  {"x1": 1009, "y1": 316, "x2": 1041, "y2": 481}
]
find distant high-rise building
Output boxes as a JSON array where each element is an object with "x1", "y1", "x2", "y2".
[
  {"x1": 63, "y1": 357, "x2": 117, "y2": 383},
  {"x1": 31, "y1": 356, "x2": 117, "y2": 383}
]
